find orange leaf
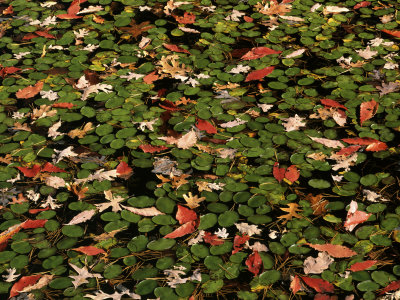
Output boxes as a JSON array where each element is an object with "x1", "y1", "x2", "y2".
[
  {"x1": 41, "y1": 162, "x2": 67, "y2": 173},
  {"x1": 143, "y1": 71, "x2": 159, "y2": 84},
  {"x1": 116, "y1": 161, "x2": 133, "y2": 179},
  {"x1": 285, "y1": 165, "x2": 300, "y2": 183},
  {"x1": 306, "y1": 243, "x2": 357, "y2": 258},
  {"x1": 379, "y1": 280, "x2": 400, "y2": 295},
  {"x1": 360, "y1": 99, "x2": 378, "y2": 125},
  {"x1": 35, "y1": 30, "x2": 57, "y2": 39},
  {"x1": 241, "y1": 47, "x2": 281, "y2": 60},
  {"x1": 176, "y1": 205, "x2": 197, "y2": 225},
  {"x1": 290, "y1": 275, "x2": 302, "y2": 294},
  {"x1": 348, "y1": 260, "x2": 377, "y2": 272},
  {"x1": 305, "y1": 194, "x2": 329, "y2": 216},
  {"x1": 29, "y1": 207, "x2": 51, "y2": 214},
  {"x1": 245, "y1": 66, "x2": 275, "y2": 82},
  {"x1": 320, "y1": 98, "x2": 347, "y2": 110},
  {"x1": 17, "y1": 164, "x2": 41, "y2": 177},
  {"x1": 52, "y1": 102, "x2": 75, "y2": 109},
  {"x1": 164, "y1": 220, "x2": 196, "y2": 238},
  {"x1": 139, "y1": 144, "x2": 168, "y2": 153},
  {"x1": 301, "y1": 276, "x2": 335, "y2": 293},
  {"x1": 163, "y1": 43, "x2": 191, "y2": 54},
  {"x1": 3, "y1": 5, "x2": 13, "y2": 15},
  {"x1": 354, "y1": 1, "x2": 371, "y2": 9},
  {"x1": 21, "y1": 219, "x2": 47, "y2": 229},
  {"x1": 203, "y1": 231, "x2": 224, "y2": 245},
  {"x1": 16, "y1": 81, "x2": 44, "y2": 99},
  {"x1": 72, "y1": 246, "x2": 106, "y2": 255},
  {"x1": 273, "y1": 162, "x2": 286, "y2": 182},
  {"x1": 196, "y1": 119, "x2": 217, "y2": 134},
  {"x1": 382, "y1": 29, "x2": 400, "y2": 38},
  {"x1": 10, "y1": 275, "x2": 42, "y2": 298},
  {"x1": 341, "y1": 137, "x2": 387, "y2": 152},
  {"x1": 173, "y1": 12, "x2": 196, "y2": 24}
]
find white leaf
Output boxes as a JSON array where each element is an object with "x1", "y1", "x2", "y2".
[
  {"x1": 304, "y1": 252, "x2": 334, "y2": 274},
  {"x1": 2, "y1": 268, "x2": 20, "y2": 282},
  {"x1": 82, "y1": 84, "x2": 113, "y2": 101},
  {"x1": 248, "y1": 241, "x2": 268, "y2": 252},
  {"x1": 310, "y1": 3, "x2": 322, "y2": 12},
  {"x1": 69, "y1": 264, "x2": 102, "y2": 289},
  {"x1": 220, "y1": 118, "x2": 247, "y2": 128},
  {"x1": 214, "y1": 228, "x2": 229, "y2": 239},
  {"x1": 120, "y1": 205, "x2": 165, "y2": 216},
  {"x1": 45, "y1": 176, "x2": 66, "y2": 189},
  {"x1": 74, "y1": 169, "x2": 118, "y2": 184},
  {"x1": 279, "y1": 15, "x2": 304, "y2": 22},
  {"x1": 77, "y1": 5, "x2": 104, "y2": 14},
  {"x1": 323, "y1": 6, "x2": 350, "y2": 14},
  {"x1": 363, "y1": 189, "x2": 389, "y2": 202},
  {"x1": 65, "y1": 209, "x2": 96, "y2": 225},
  {"x1": 229, "y1": 64, "x2": 251, "y2": 74},
  {"x1": 309, "y1": 136, "x2": 345, "y2": 148},
  {"x1": 282, "y1": 114, "x2": 306, "y2": 132},
  {"x1": 225, "y1": 9, "x2": 245, "y2": 22},
  {"x1": 180, "y1": 27, "x2": 200, "y2": 33},
  {"x1": 176, "y1": 130, "x2": 198, "y2": 149},
  {"x1": 235, "y1": 223, "x2": 261, "y2": 236},
  {"x1": 284, "y1": 49, "x2": 306, "y2": 59},
  {"x1": 41, "y1": 195, "x2": 61, "y2": 209},
  {"x1": 330, "y1": 153, "x2": 358, "y2": 171},
  {"x1": 48, "y1": 120, "x2": 63, "y2": 139},
  {"x1": 356, "y1": 46, "x2": 378, "y2": 60},
  {"x1": 40, "y1": 90, "x2": 59, "y2": 101},
  {"x1": 76, "y1": 75, "x2": 90, "y2": 89}
]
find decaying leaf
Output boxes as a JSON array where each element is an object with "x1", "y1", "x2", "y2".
[
  {"x1": 183, "y1": 192, "x2": 206, "y2": 209},
  {"x1": 305, "y1": 194, "x2": 329, "y2": 216},
  {"x1": 16, "y1": 81, "x2": 44, "y2": 99},
  {"x1": 306, "y1": 243, "x2": 357, "y2": 258},
  {"x1": 344, "y1": 201, "x2": 372, "y2": 232},
  {"x1": 121, "y1": 205, "x2": 164, "y2": 216},
  {"x1": 304, "y1": 252, "x2": 334, "y2": 274},
  {"x1": 278, "y1": 203, "x2": 303, "y2": 224}
]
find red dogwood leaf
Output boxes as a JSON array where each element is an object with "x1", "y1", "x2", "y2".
[
  {"x1": 16, "y1": 81, "x2": 44, "y2": 99},
  {"x1": 116, "y1": 161, "x2": 133, "y2": 179},
  {"x1": 232, "y1": 234, "x2": 250, "y2": 254},
  {"x1": 17, "y1": 164, "x2": 41, "y2": 177},
  {"x1": 360, "y1": 99, "x2": 378, "y2": 125},
  {"x1": 285, "y1": 165, "x2": 300, "y2": 183},
  {"x1": 23, "y1": 33, "x2": 40, "y2": 40},
  {"x1": 159, "y1": 100, "x2": 181, "y2": 111},
  {"x1": 306, "y1": 243, "x2": 357, "y2": 258},
  {"x1": 57, "y1": 0, "x2": 87, "y2": 19},
  {"x1": 245, "y1": 66, "x2": 275, "y2": 82},
  {"x1": 273, "y1": 162, "x2": 286, "y2": 183},
  {"x1": 3, "y1": 5, "x2": 13, "y2": 15},
  {"x1": 176, "y1": 205, "x2": 197, "y2": 225},
  {"x1": 143, "y1": 71, "x2": 159, "y2": 84},
  {"x1": 320, "y1": 99, "x2": 347, "y2": 110},
  {"x1": 163, "y1": 44, "x2": 191, "y2": 54},
  {"x1": 139, "y1": 144, "x2": 168, "y2": 153},
  {"x1": 173, "y1": 12, "x2": 196, "y2": 24},
  {"x1": 379, "y1": 280, "x2": 400, "y2": 295},
  {"x1": 245, "y1": 251, "x2": 263, "y2": 276},
  {"x1": 196, "y1": 119, "x2": 217, "y2": 134},
  {"x1": 0, "y1": 66, "x2": 21, "y2": 78},
  {"x1": 301, "y1": 276, "x2": 335, "y2": 293},
  {"x1": 335, "y1": 146, "x2": 361, "y2": 156},
  {"x1": 72, "y1": 246, "x2": 106, "y2": 255},
  {"x1": 382, "y1": 29, "x2": 400, "y2": 38},
  {"x1": 52, "y1": 102, "x2": 75, "y2": 109},
  {"x1": 341, "y1": 137, "x2": 387, "y2": 152},
  {"x1": 35, "y1": 30, "x2": 57, "y2": 39},
  {"x1": 21, "y1": 219, "x2": 47, "y2": 229},
  {"x1": 203, "y1": 231, "x2": 224, "y2": 245},
  {"x1": 164, "y1": 220, "x2": 196, "y2": 238},
  {"x1": 241, "y1": 47, "x2": 282, "y2": 60},
  {"x1": 29, "y1": 207, "x2": 51, "y2": 214},
  {"x1": 10, "y1": 275, "x2": 42, "y2": 298},
  {"x1": 41, "y1": 162, "x2": 67, "y2": 173},
  {"x1": 353, "y1": 1, "x2": 371, "y2": 9},
  {"x1": 348, "y1": 260, "x2": 377, "y2": 272},
  {"x1": 290, "y1": 275, "x2": 302, "y2": 294}
]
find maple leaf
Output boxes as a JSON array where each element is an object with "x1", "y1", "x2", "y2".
[
  {"x1": 172, "y1": 12, "x2": 196, "y2": 24},
  {"x1": 235, "y1": 222, "x2": 262, "y2": 236},
  {"x1": 245, "y1": 251, "x2": 263, "y2": 276},
  {"x1": 69, "y1": 263, "x2": 102, "y2": 289},
  {"x1": 282, "y1": 114, "x2": 306, "y2": 131},
  {"x1": 360, "y1": 99, "x2": 378, "y2": 126},
  {"x1": 120, "y1": 20, "x2": 154, "y2": 39},
  {"x1": 164, "y1": 220, "x2": 197, "y2": 238},
  {"x1": 255, "y1": 0, "x2": 292, "y2": 16},
  {"x1": 344, "y1": 201, "x2": 372, "y2": 231},
  {"x1": 278, "y1": 203, "x2": 303, "y2": 224},
  {"x1": 158, "y1": 55, "x2": 192, "y2": 77},
  {"x1": 306, "y1": 243, "x2": 357, "y2": 258},
  {"x1": 183, "y1": 192, "x2": 205, "y2": 209},
  {"x1": 65, "y1": 209, "x2": 96, "y2": 225},
  {"x1": 304, "y1": 252, "x2": 334, "y2": 274},
  {"x1": 16, "y1": 81, "x2": 44, "y2": 99}
]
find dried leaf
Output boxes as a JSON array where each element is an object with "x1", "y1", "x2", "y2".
[
  {"x1": 183, "y1": 192, "x2": 206, "y2": 209},
  {"x1": 65, "y1": 209, "x2": 96, "y2": 225},
  {"x1": 120, "y1": 20, "x2": 154, "y2": 39},
  {"x1": 116, "y1": 161, "x2": 133, "y2": 180},
  {"x1": 10, "y1": 275, "x2": 42, "y2": 298},
  {"x1": 163, "y1": 43, "x2": 190, "y2": 54},
  {"x1": 16, "y1": 81, "x2": 44, "y2": 99},
  {"x1": 72, "y1": 246, "x2": 106, "y2": 255},
  {"x1": 305, "y1": 194, "x2": 329, "y2": 216},
  {"x1": 348, "y1": 260, "x2": 377, "y2": 272},
  {"x1": 341, "y1": 137, "x2": 387, "y2": 152},
  {"x1": 195, "y1": 119, "x2": 217, "y2": 134},
  {"x1": 19, "y1": 275, "x2": 54, "y2": 293},
  {"x1": 344, "y1": 201, "x2": 372, "y2": 232},
  {"x1": 309, "y1": 136, "x2": 345, "y2": 148},
  {"x1": 164, "y1": 220, "x2": 196, "y2": 238},
  {"x1": 244, "y1": 66, "x2": 275, "y2": 81},
  {"x1": 282, "y1": 114, "x2": 306, "y2": 131},
  {"x1": 235, "y1": 223, "x2": 262, "y2": 237},
  {"x1": 360, "y1": 99, "x2": 378, "y2": 126},
  {"x1": 278, "y1": 203, "x2": 303, "y2": 224},
  {"x1": 241, "y1": 47, "x2": 282, "y2": 60},
  {"x1": 176, "y1": 205, "x2": 197, "y2": 224},
  {"x1": 304, "y1": 252, "x2": 334, "y2": 274},
  {"x1": 68, "y1": 122, "x2": 94, "y2": 139},
  {"x1": 245, "y1": 251, "x2": 263, "y2": 276},
  {"x1": 121, "y1": 205, "x2": 165, "y2": 216},
  {"x1": 301, "y1": 276, "x2": 335, "y2": 293},
  {"x1": 69, "y1": 263, "x2": 102, "y2": 289},
  {"x1": 290, "y1": 275, "x2": 302, "y2": 294},
  {"x1": 306, "y1": 243, "x2": 357, "y2": 258}
]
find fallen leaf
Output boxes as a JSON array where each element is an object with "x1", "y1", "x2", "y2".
[
  {"x1": 172, "y1": 12, "x2": 196, "y2": 24},
  {"x1": 196, "y1": 119, "x2": 217, "y2": 134},
  {"x1": 41, "y1": 162, "x2": 66, "y2": 173},
  {"x1": 16, "y1": 81, "x2": 44, "y2": 99},
  {"x1": 183, "y1": 192, "x2": 206, "y2": 209},
  {"x1": 306, "y1": 243, "x2": 357, "y2": 258},
  {"x1": 121, "y1": 205, "x2": 165, "y2": 216},
  {"x1": 273, "y1": 162, "x2": 286, "y2": 183},
  {"x1": 21, "y1": 219, "x2": 47, "y2": 229},
  {"x1": 344, "y1": 201, "x2": 372, "y2": 232},
  {"x1": 304, "y1": 252, "x2": 334, "y2": 274},
  {"x1": 278, "y1": 203, "x2": 303, "y2": 224},
  {"x1": 360, "y1": 99, "x2": 378, "y2": 125},
  {"x1": 203, "y1": 231, "x2": 224, "y2": 245},
  {"x1": 382, "y1": 29, "x2": 400, "y2": 38},
  {"x1": 309, "y1": 137, "x2": 344, "y2": 148},
  {"x1": 65, "y1": 209, "x2": 96, "y2": 225},
  {"x1": 284, "y1": 165, "x2": 300, "y2": 183},
  {"x1": 19, "y1": 275, "x2": 54, "y2": 293},
  {"x1": 341, "y1": 137, "x2": 387, "y2": 152},
  {"x1": 282, "y1": 114, "x2": 306, "y2": 131},
  {"x1": 232, "y1": 234, "x2": 250, "y2": 254},
  {"x1": 116, "y1": 161, "x2": 133, "y2": 179},
  {"x1": 235, "y1": 223, "x2": 262, "y2": 236},
  {"x1": 379, "y1": 280, "x2": 400, "y2": 295},
  {"x1": 241, "y1": 47, "x2": 281, "y2": 60},
  {"x1": 163, "y1": 43, "x2": 191, "y2": 54},
  {"x1": 72, "y1": 246, "x2": 106, "y2": 255},
  {"x1": 348, "y1": 260, "x2": 377, "y2": 272},
  {"x1": 305, "y1": 194, "x2": 329, "y2": 216},
  {"x1": 143, "y1": 71, "x2": 159, "y2": 84},
  {"x1": 301, "y1": 276, "x2": 335, "y2": 293},
  {"x1": 17, "y1": 164, "x2": 41, "y2": 177},
  {"x1": 245, "y1": 251, "x2": 263, "y2": 276},
  {"x1": 176, "y1": 205, "x2": 197, "y2": 225},
  {"x1": 9, "y1": 275, "x2": 42, "y2": 298},
  {"x1": 139, "y1": 144, "x2": 169, "y2": 153},
  {"x1": 284, "y1": 49, "x2": 306, "y2": 58},
  {"x1": 164, "y1": 220, "x2": 197, "y2": 238},
  {"x1": 244, "y1": 66, "x2": 275, "y2": 81},
  {"x1": 354, "y1": 1, "x2": 371, "y2": 9},
  {"x1": 290, "y1": 275, "x2": 302, "y2": 294},
  {"x1": 320, "y1": 99, "x2": 347, "y2": 110},
  {"x1": 119, "y1": 20, "x2": 154, "y2": 39}
]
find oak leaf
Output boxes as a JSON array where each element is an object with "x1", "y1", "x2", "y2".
[
  {"x1": 183, "y1": 192, "x2": 206, "y2": 208},
  {"x1": 278, "y1": 203, "x2": 302, "y2": 224},
  {"x1": 305, "y1": 194, "x2": 329, "y2": 216}
]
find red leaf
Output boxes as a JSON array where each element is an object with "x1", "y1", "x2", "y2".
[
  {"x1": 382, "y1": 29, "x2": 400, "y2": 38},
  {"x1": 341, "y1": 137, "x2": 387, "y2": 152},
  {"x1": 163, "y1": 44, "x2": 191, "y2": 54},
  {"x1": 353, "y1": 1, "x2": 371, "y2": 9},
  {"x1": 56, "y1": 13, "x2": 82, "y2": 19},
  {"x1": 176, "y1": 205, "x2": 197, "y2": 225},
  {"x1": 196, "y1": 119, "x2": 217, "y2": 134},
  {"x1": 344, "y1": 210, "x2": 371, "y2": 230},
  {"x1": 314, "y1": 294, "x2": 337, "y2": 300},
  {"x1": 232, "y1": 234, "x2": 250, "y2": 254},
  {"x1": 320, "y1": 99, "x2": 347, "y2": 110},
  {"x1": 379, "y1": 280, "x2": 400, "y2": 295},
  {"x1": 116, "y1": 161, "x2": 133, "y2": 179},
  {"x1": 360, "y1": 99, "x2": 378, "y2": 126},
  {"x1": 243, "y1": 16, "x2": 253, "y2": 22},
  {"x1": 21, "y1": 219, "x2": 47, "y2": 229},
  {"x1": 35, "y1": 31, "x2": 57, "y2": 39},
  {"x1": 159, "y1": 100, "x2": 181, "y2": 111},
  {"x1": 3, "y1": 5, "x2": 13, "y2": 15},
  {"x1": 241, "y1": 47, "x2": 282, "y2": 60},
  {"x1": 72, "y1": 246, "x2": 106, "y2": 255},
  {"x1": 348, "y1": 260, "x2": 377, "y2": 272},
  {"x1": 143, "y1": 71, "x2": 159, "y2": 84},
  {"x1": 335, "y1": 146, "x2": 361, "y2": 156},
  {"x1": 41, "y1": 162, "x2": 67, "y2": 173},
  {"x1": 273, "y1": 162, "x2": 286, "y2": 183},
  {"x1": 290, "y1": 275, "x2": 302, "y2": 294},
  {"x1": 285, "y1": 165, "x2": 300, "y2": 183},
  {"x1": 301, "y1": 276, "x2": 335, "y2": 293},
  {"x1": 245, "y1": 66, "x2": 275, "y2": 82},
  {"x1": 0, "y1": 66, "x2": 21, "y2": 78},
  {"x1": 203, "y1": 231, "x2": 224, "y2": 245},
  {"x1": 173, "y1": 12, "x2": 196, "y2": 24},
  {"x1": 52, "y1": 102, "x2": 75, "y2": 109},
  {"x1": 164, "y1": 220, "x2": 196, "y2": 238},
  {"x1": 29, "y1": 207, "x2": 51, "y2": 214},
  {"x1": 245, "y1": 251, "x2": 263, "y2": 276},
  {"x1": 306, "y1": 243, "x2": 357, "y2": 258},
  {"x1": 56, "y1": 0, "x2": 87, "y2": 19},
  {"x1": 16, "y1": 81, "x2": 44, "y2": 99},
  {"x1": 10, "y1": 275, "x2": 42, "y2": 298},
  {"x1": 139, "y1": 144, "x2": 168, "y2": 153},
  {"x1": 23, "y1": 33, "x2": 39, "y2": 40},
  {"x1": 17, "y1": 164, "x2": 41, "y2": 177}
]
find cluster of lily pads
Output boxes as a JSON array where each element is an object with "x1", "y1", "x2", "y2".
[{"x1": 1, "y1": 0, "x2": 400, "y2": 299}]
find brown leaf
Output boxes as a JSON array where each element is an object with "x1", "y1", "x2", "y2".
[
  {"x1": 183, "y1": 192, "x2": 206, "y2": 209},
  {"x1": 305, "y1": 194, "x2": 329, "y2": 216},
  {"x1": 16, "y1": 81, "x2": 43, "y2": 99},
  {"x1": 120, "y1": 20, "x2": 154, "y2": 39},
  {"x1": 68, "y1": 122, "x2": 95, "y2": 139},
  {"x1": 360, "y1": 99, "x2": 379, "y2": 126},
  {"x1": 306, "y1": 243, "x2": 357, "y2": 258},
  {"x1": 277, "y1": 203, "x2": 303, "y2": 224}
]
